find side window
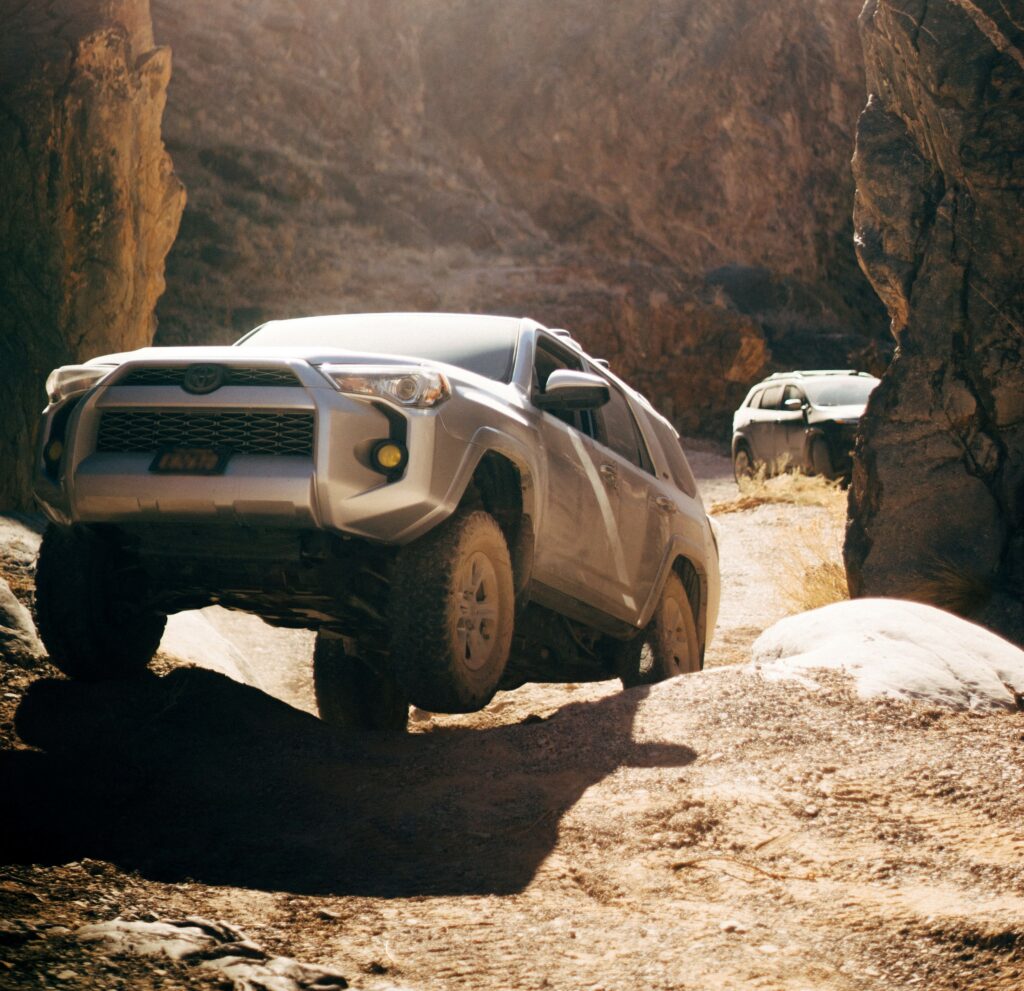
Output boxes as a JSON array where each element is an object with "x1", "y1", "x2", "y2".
[
  {"x1": 782, "y1": 384, "x2": 805, "y2": 407},
  {"x1": 652, "y1": 422, "x2": 697, "y2": 497},
  {"x1": 593, "y1": 383, "x2": 655, "y2": 474},
  {"x1": 760, "y1": 384, "x2": 784, "y2": 410},
  {"x1": 748, "y1": 389, "x2": 765, "y2": 409}
]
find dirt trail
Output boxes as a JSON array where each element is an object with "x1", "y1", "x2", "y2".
[{"x1": 1, "y1": 450, "x2": 1022, "y2": 991}]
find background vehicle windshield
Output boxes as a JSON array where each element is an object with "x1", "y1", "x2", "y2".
[
  {"x1": 239, "y1": 313, "x2": 520, "y2": 382},
  {"x1": 804, "y1": 377, "x2": 879, "y2": 407}
]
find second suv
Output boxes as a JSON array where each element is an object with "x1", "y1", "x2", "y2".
[
  {"x1": 731, "y1": 370, "x2": 879, "y2": 481},
  {"x1": 33, "y1": 313, "x2": 720, "y2": 731}
]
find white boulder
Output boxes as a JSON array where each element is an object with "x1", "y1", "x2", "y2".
[{"x1": 749, "y1": 598, "x2": 1024, "y2": 710}]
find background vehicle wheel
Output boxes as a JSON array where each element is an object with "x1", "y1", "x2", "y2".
[
  {"x1": 732, "y1": 444, "x2": 755, "y2": 482},
  {"x1": 313, "y1": 633, "x2": 408, "y2": 732},
  {"x1": 810, "y1": 436, "x2": 834, "y2": 478},
  {"x1": 33, "y1": 524, "x2": 165, "y2": 681},
  {"x1": 390, "y1": 510, "x2": 514, "y2": 713},
  {"x1": 616, "y1": 572, "x2": 701, "y2": 688}
]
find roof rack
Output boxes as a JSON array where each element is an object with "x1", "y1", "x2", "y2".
[
  {"x1": 764, "y1": 369, "x2": 871, "y2": 380},
  {"x1": 547, "y1": 328, "x2": 584, "y2": 353}
]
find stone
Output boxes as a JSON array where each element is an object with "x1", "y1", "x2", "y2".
[
  {"x1": 846, "y1": 0, "x2": 1024, "y2": 644},
  {"x1": 150, "y1": 0, "x2": 887, "y2": 437},
  {"x1": 0, "y1": 0, "x2": 185, "y2": 510},
  {"x1": 0, "y1": 578, "x2": 43, "y2": 667}
]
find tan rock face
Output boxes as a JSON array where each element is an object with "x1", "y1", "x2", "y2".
[
  {"x1": 152, "y1": 0, "x2": 884, "y2": 435},
  {"x1": 0, "y1": 0, "x2": 184, "y2": 510},
  {"x1": 846, "y1": 0, "x2": 1024, "y2": 642}
]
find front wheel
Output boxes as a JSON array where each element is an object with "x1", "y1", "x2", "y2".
[
  {"x1": 809, "y1": 436, "x2": 834, "y2": 478},
  {"x1": 732, "y1": 444, "x2": 755, "y2": 482},
  {"x1": 390, "y1": 510, "x2": 515, "y2": 713},
  {"x1": 616, "y1": 572, "x2": 701, "y2": 688},
  {"x1": 313, "y1": 633, "x2": 408, "y2": 732},
  {"x1": 33, "y1": 524, "x2": 165, "y2": 681}
]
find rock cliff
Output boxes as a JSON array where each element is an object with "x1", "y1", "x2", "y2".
[
  {"x1": 0, "y1": 0, "x2": 184, "y2": 510},
  {"x1": 152, "y1": 0, "x2": 885, "y2": 435},
  {"x1": 846, "y1": 0, "x2": 1024, "y2": 641}
]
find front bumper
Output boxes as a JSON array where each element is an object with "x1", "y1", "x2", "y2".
[{"x1": 34, "y1": 359, "x2": 473, "y2": 544}]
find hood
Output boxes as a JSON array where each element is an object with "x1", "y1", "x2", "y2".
[{"x1": 807, "y1": 403, "x2": 865, "y2": 423}]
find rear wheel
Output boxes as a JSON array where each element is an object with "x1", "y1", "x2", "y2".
[
  {"x1": 34, "y1": 524, "x2": 165, "y2": 681},
  {"x1": 313, "y1": 633, "x2": 408, "y2": 732},
  {"x1": 616, "y1": 572, "x2": 701, "y2": 688},
  {"x1": 390, "y1": 510, "x2": 515, "y2": 713}
]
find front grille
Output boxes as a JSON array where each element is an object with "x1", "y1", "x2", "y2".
[
  {"x1": 119, "y1": 366, "x2": 300, "y2": 387},
  {"x1": 97, "y1": 410, "x2": 314, "y2": 456}
]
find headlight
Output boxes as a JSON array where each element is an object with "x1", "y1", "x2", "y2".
[
  {"x1": 319, "y1": 365, "x2": 450, "y2": 409},
  {"x1": 45, "y1": 365, "x2": 115, "y2": 404}
]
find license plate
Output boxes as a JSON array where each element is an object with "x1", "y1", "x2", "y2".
[{"x1": 150, "y1": 448, "x2": 230, "y2": 474}]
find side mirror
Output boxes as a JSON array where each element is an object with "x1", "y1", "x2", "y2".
[
  {"x1": 535, "y1": 369, "x2": 610, "y2": 411},
  {"x1": 783, "y1": 398, "x2": 804, "y2": 411}
]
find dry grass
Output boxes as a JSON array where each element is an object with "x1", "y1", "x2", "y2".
[
  {"x1": 903, "y1": 557, "x2": 993, "y2": 617},
  {"x1": 778, "y1": 502, "x2": 850, "y2": 614},
  {"x1": 714, "y1": 464, "x2": 851, "y2": 614},
  {"x1": 710, "y1": 463, "x2": 845, "y2": 514}
]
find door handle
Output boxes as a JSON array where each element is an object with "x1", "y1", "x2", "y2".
[
  {"x1": 655, "y1": 496, "x2": 677, "y2": 514},
  {"x1": 598, "y1": 463, "x2": 617, "y2": 486}
]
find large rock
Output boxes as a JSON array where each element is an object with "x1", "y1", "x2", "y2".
[
  {"x1": 151, "y1": 0, "x2": 885, "y2": 436},
  {"x1": 0, "y1": 0, "x2": 185, "y2": 510},
  {"x1": 845, "y1": 0, "x2": 1024, "y2": 641}
]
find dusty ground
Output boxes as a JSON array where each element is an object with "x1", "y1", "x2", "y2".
[{"x1": 2, "y1": 448, "x2": 1022, "y2": 990}]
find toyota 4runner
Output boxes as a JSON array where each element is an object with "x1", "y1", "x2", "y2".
[{"x1": 33, "y1": 313, "x2": 720, "y2": 730}]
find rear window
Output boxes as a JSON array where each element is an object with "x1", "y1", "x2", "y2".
[{"x1": 239, "y1": 313, "x2": 520, "y2": 382}]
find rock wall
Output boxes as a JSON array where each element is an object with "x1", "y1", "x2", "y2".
[
  {"x1": 0, "y1": 0, "x2": 184, "y2": 510},
  {"x1": 152, "y1": 0, "x2": 885, "y2": 436},
  {"x1": 846, "y1": 0, "x2": 1024, "y2": 641}
]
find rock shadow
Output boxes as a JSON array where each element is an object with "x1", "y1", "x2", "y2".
[{"x1": 0, "y1": 667, "x2": 695, "y2": 896}]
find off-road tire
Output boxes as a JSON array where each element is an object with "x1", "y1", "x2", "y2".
[
  {"x1": 33, "y1": 524, "x2": 165, "y2": 681},
  {"x1": 733, "y1": 444, "x2": 755, "y2": 482},
  {"x1": 390, "y1": 510, "x2": 515, "y2": 713},
  {"x1": 810, "y1": 436, "x2": 834, "y2": 479},
  {"x1": 616, "y1": 572, "x2": 701, "y2": 688},
  {"x1": 313, "y1": 633, "x2": 408, "y2": 732}
]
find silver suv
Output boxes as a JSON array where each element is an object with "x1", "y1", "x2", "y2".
[{"x1": 33, "y1": 313, "x2": 720, "y2": 730}]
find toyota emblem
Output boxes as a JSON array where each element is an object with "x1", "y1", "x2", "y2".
[{"x1": 182, "y1": 364, "x2": 225, "y2": 394}]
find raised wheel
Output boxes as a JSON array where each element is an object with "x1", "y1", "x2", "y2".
[
  {"x1": 313, "y1": 633, "x2": 408, "y2": 732},
  {"x1": 33, "y1": 524, "x2": 165, "y2": 681},
  {"x1": 390, "y1": 510, "x2": 514, "y2": 713},
  {"x1": 616, "y1": 572, "x2": 701, "y2": 688}
]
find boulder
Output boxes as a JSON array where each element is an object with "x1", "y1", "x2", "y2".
[
  {"x1": 845, "y1": 0, "x2": 1024, "y2": 642},
  {"x1": 0, "y1": 0, "x2": 185, "y2": 510}
]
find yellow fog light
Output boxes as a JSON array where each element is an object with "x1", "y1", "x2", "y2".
[
  {"x1": 371, "y1": 441, "x2": 406, "y2": 473},
  {"x1": 45, "y1": 439, "x2": 64, "y2": 464}
]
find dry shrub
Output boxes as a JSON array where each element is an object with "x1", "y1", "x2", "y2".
[
  {"x1": 711, "y1": 462, "x2": 844, "y2": 515},
  {"x1": 903, "y1": 557, "x2": 992, "y2": 617}
]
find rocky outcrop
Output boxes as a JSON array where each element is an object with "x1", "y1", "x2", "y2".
[
  {"x1": 152, "y1": 0, "x2": 885, "y2": 436},
  {"x1": 845, "y1": 0, "x2": 1024, "y2": 641},
  {"x1": 0, "y1": 0, "x2": 184, "y2": 510}
]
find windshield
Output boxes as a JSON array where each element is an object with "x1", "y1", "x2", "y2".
[
  {"x1": 804, "y1": 377, "x2": 879, "y2": 407},
  {"x1": 239, "y1": 313, "x2": 520, "y2": 382}
]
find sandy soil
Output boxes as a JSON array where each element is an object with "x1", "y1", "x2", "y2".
[{"x1": 2, "y1": 449, "x2": 1022, "y2": 991}]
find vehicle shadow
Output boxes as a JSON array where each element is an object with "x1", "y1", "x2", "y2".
[{"x1": 0, "y1": 667, "x2": 696, "y2": 896}]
